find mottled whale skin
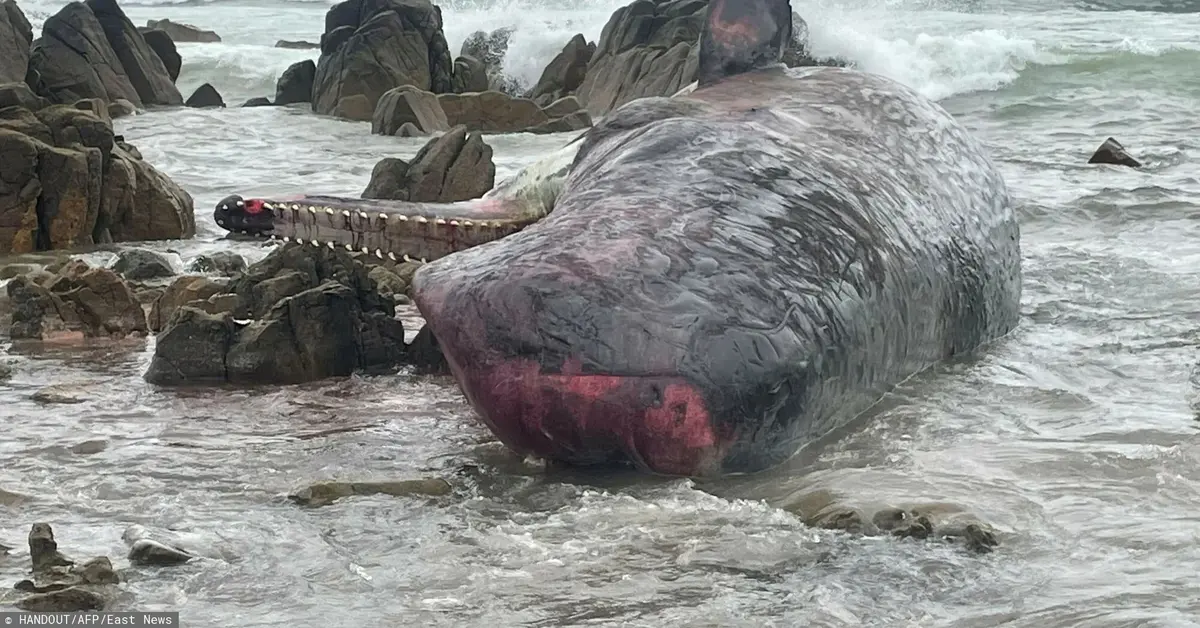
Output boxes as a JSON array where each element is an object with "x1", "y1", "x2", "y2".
[{"x1": 214, "y1": 0, "x2": 1021, "y2": 477}]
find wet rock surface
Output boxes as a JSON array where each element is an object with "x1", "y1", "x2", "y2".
[
  {"x1": 0, "y1": 101, "x2": 195, "y2": 255},
  {"x1": 147, "y1": 274, "x2": 229, "y2": 332},
  {"x1": 289, "y1": 478, "x2": 453, "y2": 507},
  {"x1": 1088, "y1": 137, "x2": 1142, "y2": 168},
  {"x1": 459, "y1": 27, "x2": 520, "y2": 95},
  {"x1": 0, "y1": 0, "x2": 33, "y2": 85},
  {"x1": 112, "y1": 247, "x2": 174, "y2": 281},
  {"x1": 372, "y1": 85, "x2": 590, "y2": 136},
  {"x1": 275, "y1": 59, "x2": 316, "y2": 106},
  {"x1": 526, "y1": 33, "x2": 595, "y2": 106},
  {"x1": 187, "y1": 251, "x2": 246, "y2": 277},
  {"x1": 372, "y1": 84, "x2": 449, "y2": 136},
  {"x1": 8, "y1": 259, "x2": 149, "y2": 340},
  {"x1": 11, "y1": 523, "x2": 120, "y2": 612},
  {"x1": 312, "y1": 0, "x2": 454, "y2": 119},
  {"x1": 144, "y1": 244, "x2": 415, "y2": 385},
  {"x1": 145, "y1": 18, "x2": 220, "y2": 43},
  {"x1": 138, "y1": 28, "x2": 180, "y2": 83},
  {"x1": 362, "y1": 125, "x2": 495, "y2": 202},
  {"x1": 185, "y1": 82, "x2": 225, "y2": 108}
]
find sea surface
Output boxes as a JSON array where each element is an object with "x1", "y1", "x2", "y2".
[{"x1": 2, "y1": 0, "x2": 1200, "y2": 625}]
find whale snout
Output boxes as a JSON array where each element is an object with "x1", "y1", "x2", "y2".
[{"x1": 213, "y1": 195, "x2": 275, "y2": 236}]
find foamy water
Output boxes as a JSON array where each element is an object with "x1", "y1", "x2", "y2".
[{"x1": 3, "y1": 0, "x2": 1200, "y2": 625}]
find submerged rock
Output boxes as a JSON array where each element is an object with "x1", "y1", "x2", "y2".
[
  {"x1": 144, "y1": 18, "x2": 220, "y2": 43},
  {"x1": 8, "y1": 260, "x2": 149, "y2": 340},
  {"x1": 127, "y1": 539, "x2": 195, "y2": 566},
  {"x1": 185, "y1": 82, "x2": 225, "y2": 108},
  {"x1": 289, "y1": 478, "x2": 453, "y2": 507},
  {"x1": 1088, "y1": 137, "x2": 1142, "y2": 168},
  {"x1": 31, "y1": 385, "x2": 89, "y2": 404},
  {"x1": 275, "y1": 59, "x2": 315, "y2": 106},
  {"x1": 187, "y1": 251, "x2": 246, "y2": 277},
  {"x1": 795, "y1": 492, "x2": 1000, "y2": 555},
  {"x1": 112, "y1": 247, "x2": 174, "y2": 281},
  {"x1": 13, "y1": 523, "x2": 120, "y2": 611}
]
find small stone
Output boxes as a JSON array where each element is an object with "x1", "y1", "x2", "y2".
[
  {"x1": 69, "y1": 440, "x2": 108, "y2": 455},
  {"x1": 289, "y1": 478, "x2": 453, "y2": 507},
  {"x1": 242, "y1": 97, "x2": 273, "y2": 107},
  {"x1": 16, "y1": 587, "x2": 107, "y2": 612},
  {"x1": 128, "y1": 539, "x2": 195, "y2": 566},
  {"x1": 31, "y1": 386, "x2": 88, "y2": 405},
  {"x1": 112, "y1": 248, "x2": 175, "y2": 281},
  {"x1": 73, "y1": 556, "x2": 119, "y2": 584}
]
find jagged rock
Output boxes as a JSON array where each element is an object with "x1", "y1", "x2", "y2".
[
  {"x1": 289, "y1": 478, "x2": 452, "y2": 507},
  {"x1": 781, "y1": 14, "x2": 851, "y2": 69},
  {"x1": 275, "y1": 59, "x2": 315, "y2": 106},
  {"x1": 362, "y1": 125, "x2": 494, "y2": 202},
  {"x1": 147, "y1": 275, "x2": 228, "y2": 332},
  {"x1": 8, "y1": 260, "x2": 148, "y2": 339},
  {"x1": 407, "y1": 324, "x2": 448, "y2": 375},
  {"x1": 14, "y1": 524, "x2": 119, "y2": 612},
  {"x1": 275, "y1": 39, "x2": 318, "y2": 49},
  {"x1": 127, "y1": 539, "x2": 194, "y2": 566},
  {"x1": 312, "y1": 0, "x2": 454, "y2": 119},
  {"x1": 459, "y1": 27, "x2": 521, "y2": 94},
  {"x1": 0, "y1": 81, "x2": 48, "y2": 110},
  {"x1": 450, "y1": 54, "x2": 488, "y2": 94},
  {"x1": 29, "y1": 0, "x2": 181, "y2": 107},
  {"x1": 1088, "y1": 137, "x2": 1141, "y2": 168},
  {"x1": 187, "y1": 251, "x2": 246, "y2": 276},
  {"x1": 436, "y1": 90, "x2": 548, "y2": 134},
  {"x1": 372, "y1": 84, "x2": 449, "y2": 136},
  {"x1": 145, "y1": 245, "x2": 407, "y2": 385},
  {"x1": 107, "y1": 98, "x2": 136, "y2": 118},
  {"x1": 0, "y1": 0, "x2": 32, "y2": 84},
  {"x1": 333, "y1": 93, "x2": 373, "y2": 121},
  {"x1": 145, "y1": 18, "x2": 220, "y2": 43},
  {"x1": 185, "y1": 82, "x2": 225, "y2": 108},
  {"x1": 525, "y1": 110, "x2": 592, "y2": 135},
  {"x1": 74, "y1": 98, "x2": 110, "y2": 121},
  {"x1": 543, "y1": 95, "x2": 584, "y2": 119},
  {"x1": 112, "y1": 247, "x2": 174, "y2": 280},
  {"x1": 527, "y1": 33, "x2": 594, "y2": 106},
  {"x1": 138, "y1": 29, "x2": 180, "y2": 82},
  {"x1": 31, "y1": 385, "x2": 89, "y2": 404},
  {"x1": 242, "y1": 97, "x2": 273, "y2": 107}
]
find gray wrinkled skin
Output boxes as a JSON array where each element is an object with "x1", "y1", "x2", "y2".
[{"x1": 412, "y1": 65, "x2": 1021, "y2": 475}]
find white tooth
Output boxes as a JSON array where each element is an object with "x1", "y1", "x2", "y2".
[
  {"x1": 282, "y1": 236, "x2": 291, "y2": 242},
  {"x1": 387, "y1": 252, "x2": 396, "y2": 260},
  {"x1": 361, "y1": 247, "x2": 369, "y2": 254},
  {"x1": 374, "y1": 249, "x2": 382, "y2": 258},
  {"x1": 416, "y1": 216, "x2": 428, "y2": 224},
  {"x1": 327, "y1": 242, "x2": 334, "y2": 249},
  {"x1": 345, "y1": 244, "x2": 353, "y2": 251},
  {"x1": 378, "y1": 213, "x2": 388, "y2": 221},
  {"x1": 220, "y1": 204, "x2": 228, "y2": 211},
  {"x1": 397, "y1": 215, "x2": 408, "y2": 222},
  {"x1": 307, "y1": 206, "x2": 315, "y2": 214},
  {"x1": 449, "y1": 220, "x2": 459, "y2": 226},
  {"x1": 217, "y1": 219, "x2": 225, "y2": 226},
  {"x1": 358, "y1": 212, "x2": 368, "y2": 220},
  {"x1": 236, "y1": 200, "x2": 245, "y2": 207},
  {"x1": 462, "y1": 220, "x2": 473, "y2": 227},
  {"x1": 403, "y1": 255, "x2": 412, "y2": 262},
  {"x1": 263, "y1": 202, "x2": 274, "y2": 210},
  {"x1": 311, "y1": 240, "x2": 319, "y2": 247},
  {"x1": 342, "y1": 210, "x2": 351, "y2": 218},
  {"x1": 435, "y1": 218, "x2": 447, "y2": 225},
  {"x1": 419, "y1": 258, "x2": 427, "y2": 264}
]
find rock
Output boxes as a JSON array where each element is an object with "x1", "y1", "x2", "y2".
[
  {"x1": 147, "y1": 275, "x2": 227, "y2": 332},
  {"x1": 187, "y1": 251, "x2": 246, "y2": 276},
  {"x1": 145, "y1": 18, "x2": 220, "y2": 43},
  {"x1": 372, "y1": 84, "x2": 449, "y2": 136},
  {"x1": 0, "y1": 486, "x2": 29, "y2": 506},
  {"x1": 1088, "y1": 137, "x2": 1141, "y2": 168},
  {"x1": 526, "y1": 34, "x2": 594, "y2": 105},
  {"x1": 394, "y1": 122, "x2": 422, "y2": 137},
  {"x1": 0, "y1": 263, "x2": 38, "y2": 279},
  {"x1": 107, "y1": 98, "x2": 136, "y2": 118},
  {"x1": 0, "y1": 361, "x2": 11, "y2": 380},
  {"x1": 0, "y1": 0, "x2": 33, "y2": 85},
  {"x1": 312, "y1": 0, "x2": 454, "y2": 119},
  {"x1": 185, "y1": 82, "x2": 225, "y2": 108},
  {"x1": 526, "y1": 110, "x2": 592, "y2": 135},
  {"x1": 543, "y1": 95, "x2": 585, "y2": 120},
  {"x1": 275, "y1": 59, "x2": 315, "y2": 106},
  {"x1": 362, "y1": 125, "x2": 494, "y2": 202},
  {"x1": 407, "y1": 324, "x2": 448, "y2": 375},
  {"x1": 0, "y1": 81, "x2": 48, "y2": 110},
  {"x1": 780, "y1": 13, "x2": 851, "y2": 69},
  {"x1": 127, "y1": 539, "x2": 195, "y2": 566},
  {"x1": 16, "y1": 587, "x2": 108, "y2": 612},
  {"x1": 31, "y1": 385, "x2": 88, "y2": 404},
  {"x1": 438, "y1": 90, "x2": 548, "y2": 134},
  {"x1": 112, "y1": 247, "x2": 174, "y2": 281},
  {"x1": 367, "y1": 264, "x2": 407, "y2": 297},
  {"x1": 459, "y1": 27, "x2": 521, "y2": 94},
  {"x1": 332, "y1": 93, "x2": 373, "y2": 121},
  {"x1": 242, "y1": 97, "x2": 273, "y2": 107},
  {"x1": 0, "y1": 104, "x2": 194, "y2": 255},
  {"x1": 145, "y1": 245, "x2": 408, "y2": 385},
  {"x1": 139, "y1": 29, "x2": 180, "y2": 82},
  {"x1": 9, "y1": 260, "x2": 148, "y2": 339},
  {"x1": 289, "y1": 478, "x2": 452, "y2": 507},
  {"x1": 69, "y1": 440, "x2": 108, "y2": 454},
  {"x1": 29, "y1": 523, "x2": 72, "y2": 573},
  {"x1": 450, "y1": 54, "x2": 488, "y2": 94},
  {"x1": 274, "y1": 39, "x2": 318, "y2": 49}
]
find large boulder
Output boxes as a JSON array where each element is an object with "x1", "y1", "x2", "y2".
[
  {"x1": 458, "y1": 27, "x2": 521, "y2": 95},
  {"x1": 0, "y1": 104, "x2": 194, "y2": 255},
  {"x1": 184, "y1": 83, "x2": 224, "y2": 108},
  {"x1": 371, "y1": 84, "x2": 448, "y2": 136},
  {"x1": 138, "y1": 29, "x2": 180, "y2": 82},
  {"x1": 144, "y1": 245, "x2": 409, "y2": 385},
  {"x1": 0, "y1": 0, "x2": 33, "y2": 84},
  {"x1": 372, "y1": 86, "x2": 590, "y2": 136},
  {"x1": 29, "y1": 0, "x2": 182, "y2": 107},
  {"x1": 312, "y1": 0, "x2": 454, "y2": 120},
  {"x1": 362, "y1": 125, "x2": 494, "y2": 202},
  {"x1": 144, "y1": 18, "x2": 220, "y2": 43},
  {"x1": 449, "y1": 55, "x2": 487, "y2": 94},
  {"x1": 275, "y1": 59, "x2": 315, "y2": 106},
  {"x1": 437, "y1": 90, "x2": 547, "y2": 134},
  {"x1": 8, "y1": 259, "x2": 148, "y2": 340},
  {"x1": 526, "y1": 34, "x2": 595, "y2": 106}
]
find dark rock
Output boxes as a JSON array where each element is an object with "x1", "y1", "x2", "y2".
[
  {"x1": 145, "y1": 245, "x2": 408, "y2": 385},
  {"x1": 188, "y1": 251, "x2": 246, "y2": 276},
  {"x1": 1088, "y1": 137, "x2": 1141, "y2": 168},
  {"x1": 274, "y1": 39, "x2": 319, "y2": 49},
  {"x1": 16, "y1": 587, "x2": 108, "y2": 612},
  {"x1": 372, "y1": 84, "x2": 448, "y2": 136},
  {"x1": 526, "y1": 110, "x2": 592, "y2": 135},
  {"x1": 527, "y1": 34, "x2": 594, "y2": 105},
  {"x1": 112, "y1": 247, "x2": 174, "y2": 280},
  {"x1": 107, "y1": 98, "x2": 137, "y2": 118},
  {"x1": 459, "y1": 27, "x2": 522, "y2": 94},
  {"x1": 450, "y1": 54, "x2": 488, "y2": 94},
  {"x1": 29, "y1": 523, "x2": 72, "y2": 573},
  {"x1": 437, "y1": 90, "x2": 548, "y2": 134},
  {"x1": 312, "y1": 0, "x2": 454, "y2": 120},
  {"x1": 0, "y1": 0, "x2": 33, "y2": 84},
  {"x1": 362, "y1": 125, "x2": 494, "y2": 202},
  {"x1": 289, "y1": 478, "x2": 452, "y2": 507},
  {"x1": 7, "y1": 259, "x2": 148, "y2": 339},
  {"x1": 407, "y1": 324, "x2": 448, "y2": 375},
  {"x1": 139, "y1": 29, "x2": 180, "y2": 82},
  {"x1": 88, "y1": 0, "x2": 183, "y2": 105},
  {"x1": 32, "y1": 385, "x2": 89, "y2": 404},
  {"x1": 275, "y1": 59, "x2": 316, "y2": 106},
  {"x1": 0, "y1": 81, "x2": 48, "y2": 110},
  {"x1": 333, "y1": 93, "x2": 373, "y2": 121},
  {"x1": 185, "y1": 82, "x2": 225, "y2": 108},
  {"x1": 145, "y1": 18, "x2": 220, "y2": 43},
  {"x1": 127, "y1": 539, "x2": 195, "y2": 566},
  {"x1": 242, "y1": 97, "x2": 273, "y2": 107},
  {"x1": 147, "y1": 275, "x2": 227, "y2": 332}
]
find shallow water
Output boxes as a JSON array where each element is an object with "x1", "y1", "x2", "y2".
[{"x1": 4, "y1": 0, "x2": 1200, "y2": 625}]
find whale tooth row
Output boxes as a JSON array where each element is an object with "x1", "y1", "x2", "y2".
[{"x1": 260, "y1": 201, "x2": 517, "y2": 230}]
